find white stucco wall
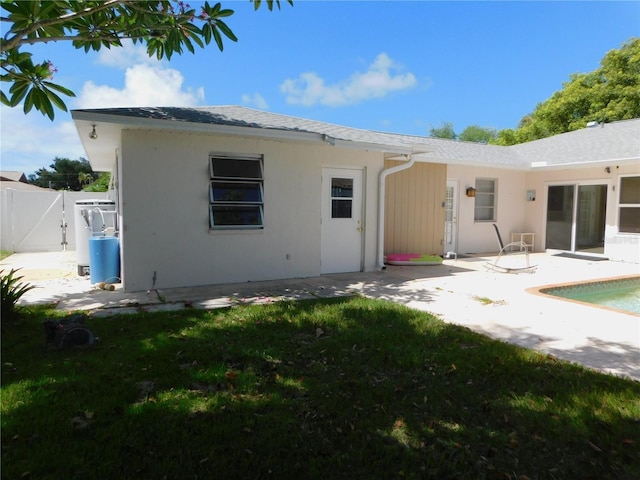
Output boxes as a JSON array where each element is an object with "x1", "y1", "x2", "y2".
[
  {"x1": 118, "y1": 130, "x2": 383, "y2": 292},
  {"x1": 525, "y1": 163, "x2": 640, "y2": 263},
  {"x1": 447, "y1": 165, "x2": 527, "y2": 254},
  {"x1": 447, "y1": 162, "x2": 640, "y2": 263}
]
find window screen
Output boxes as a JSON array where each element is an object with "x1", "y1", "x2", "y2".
[
  {"x1": 209, "y1": 155, "x2": 264, "y2": 229},
  {"x1": 474, "y1": 178, "x2": 497, "y2": 222},
  {"x1": 619, "y1": 176, "x2": 640, "y2": 233}
]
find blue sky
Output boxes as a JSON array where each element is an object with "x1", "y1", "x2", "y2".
[{"x1": 1, "y1": 0, "x2": 639, "y2": 176}]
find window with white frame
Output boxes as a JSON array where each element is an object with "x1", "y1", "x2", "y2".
[
  {"x1": 209, "y1": 154, "x2": 264, "y2": 229},
  {"x1": 474, "y1": 178, "x2": 497, "y2": 221},
  {"x1": 619, "y1": 175, "x2": 640, "y2": 233}
]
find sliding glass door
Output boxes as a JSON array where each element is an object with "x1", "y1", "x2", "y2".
[
  {"x1": 545, "y1": 183, "x2": 607, "y2": 254},
  {"x1": 546, "y1": 185, "x2": 574, "y2": 250}
]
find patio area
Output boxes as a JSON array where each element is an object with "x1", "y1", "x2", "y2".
[{"x1": 2, "y1": 250, "x2": 639, "y2": 381}]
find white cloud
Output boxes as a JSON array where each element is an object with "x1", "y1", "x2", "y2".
[
  {"x1": 280, "y1": 53, "x2": 417, "y2": 107},
  {"x1": 77, "y1": 63, "x2": 205, "y2": 108},
  {"x1": 1, "y1": 41, "x2": 206, "y2": 175},
  {"x1": 0, "y1": 106, "x2": 86, "y2": 174},
  {"x1": 96, "y1": 42, "x2": 153, "y2": 69},
  {"x1": 241, "y1": 93, "x2": 269, "y2": 109},
  {"x1": 74, "y1": 40, "x2": 205, "y2": 108}
]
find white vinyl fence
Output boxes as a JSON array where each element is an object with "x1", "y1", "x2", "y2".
[{"x1": 1, "y1": 190, "x2": 109, "y2": 252}]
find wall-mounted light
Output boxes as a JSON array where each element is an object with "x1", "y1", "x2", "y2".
[
  {"x1": 89, "y1": 125, "x2": 98, "y2": 140},
  {"x1": 466, "y1": 187, "x2": 476, "y2": 197},
  {"x1": 604, "y1": 166, "x2": 611, "y2": 174},
  {"x1": 322, "y1": 134, "x2": 335, "y2": 146}
]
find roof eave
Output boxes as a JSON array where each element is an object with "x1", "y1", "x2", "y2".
[
  {"x1": 71, "y1": 110, "x2": 432, "y2": 164},
  {"x1": 529, "y1": 156, "x2": 640, "y2": 170}
]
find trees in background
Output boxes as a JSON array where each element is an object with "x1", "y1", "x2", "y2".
[
  {"x1": 428, "y1": 122, "x2": 457, "y2": 139},
  {"x1": 458, "y1": 125, "x2": 497, "y2": 143},
  {"x1": 83, "y1": 172, "x2": 111, "y2": 192},
  {"x1": 430, "y1": 38, "x2": 638, "y2": 145},
  {"x1": 494, "y1": 37, "x2": 640, "y2": 145},
  {"x1": 28, "y1": 157, "x2": 99, "y2": 191},
  {"x1": 429, "y1": 122, "x2": 497, "y2": 143}
]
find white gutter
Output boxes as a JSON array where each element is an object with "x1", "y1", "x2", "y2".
[{"x1": 377, "y1": 153, "x2": 416, "y2": 270}]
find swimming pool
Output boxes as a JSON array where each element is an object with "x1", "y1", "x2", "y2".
[{"x1": 535, "y1": 275, "x2": 640, "y2": 316}]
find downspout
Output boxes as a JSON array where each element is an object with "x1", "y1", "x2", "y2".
[{"x1": 377, "y1": 153, "x2": 416, "y2": 270}]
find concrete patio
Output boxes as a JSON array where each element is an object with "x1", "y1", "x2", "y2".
[{"x1": 2, "y1": 250, "x2": 638, "y2": 381}]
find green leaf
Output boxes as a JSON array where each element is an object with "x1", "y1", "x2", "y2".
[
  {"x1": 202, "y1": 23, "x2": 212, "y2": 44},
  {"x1": 8, "y1": 81, "x2": 30, "y2": 106},
  {"x1": 216, "y1": 8, "x2": 235, "y2": 18},
  {"x1": 36, "y1": 88, "x2": 55, "y2": 120},
  {"x1": 42, "y1": 84, "x2": 69, "y2": 112},
  {"x1": 184, "y1": 37, "x2": 195, "y2": 55},
  {"x1": 42, "y1": 81, "x2": 76, "y2": 98},
  {"x1": 212, "y1": 27, "x2": 223, "y2": 51},
  {"x1": 1, "y1": 0, "x2": 294, "y2": 119},
  {"x1": 184, "y1": 23, "x2": 204, "y2": 48},
  {"x1": 23, "y1": 87, "x2": 36, "y2": 114},
  {"x1": 216, "y1": 20, "x2": 238, "y2": 43},
  {"x1": 1, "y1": 268, "x2": 36, "y2": 319}
]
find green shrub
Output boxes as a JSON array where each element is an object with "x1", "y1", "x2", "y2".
[{"x1": 1, "y1": 269, "x2": 35, "y2": 321}]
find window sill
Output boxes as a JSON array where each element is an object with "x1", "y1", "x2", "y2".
[{"x1": 208, "y1": 227, "x2": 265, "y2": 235}]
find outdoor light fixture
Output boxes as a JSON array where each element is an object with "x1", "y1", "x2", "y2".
[
  {"x1": 89, "y1": 125, "x2": 98, "y2": 140},
  {"x1": 466, "y1": 187, "x2": 476, "y2": 197},
  {"x1": 322, "y1": 134, "x2": 336, "y2": 146},
  {"x1": 604, "y1": 166, "x2": 611, "y2": 174}
]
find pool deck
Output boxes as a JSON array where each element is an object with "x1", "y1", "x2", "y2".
[{"x1": 3, "y1": 250, "x2": 639, "y2": 382}]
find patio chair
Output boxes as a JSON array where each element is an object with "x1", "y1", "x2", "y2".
[{"x1": 485, "y1": 224, "x2": 537, "y2": 273}]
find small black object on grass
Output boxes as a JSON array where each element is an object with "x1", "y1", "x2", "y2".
[{"x1": 43, "y1": 313, "x2": 96, "y2": 349}]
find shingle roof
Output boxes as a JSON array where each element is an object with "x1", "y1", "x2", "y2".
[
  {"x1": 0, "y1": 171, "x2": 27, "y2": 182},
  {"x1": 511, "y1": 119, "x2": 640, "y2": 167},
  {"x1": 72, "y1": 106, "x2": 640, "y2": 169}
]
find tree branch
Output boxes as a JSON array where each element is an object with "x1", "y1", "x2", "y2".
[{"x1": 1, "y1": 0, "x2": 198, "y2": 53}]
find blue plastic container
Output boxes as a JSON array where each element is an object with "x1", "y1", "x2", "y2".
[{"x1": 89, "y1": 236, "x2": 120, "y2": 284}]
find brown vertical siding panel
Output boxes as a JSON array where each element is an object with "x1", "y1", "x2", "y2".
[
  {"x1": 435, "y1": 164, "x2": 446, "y2": 250},
  {"x1": 403, "y1": 162, "x2": 413, "y2": 253},
  {"x1": 428, "y1": 166, "x2": 438, "y2": 250},
  {"x1": 411, "y1": 163, "x2": 422, "y2": 253},
  {"x1": 422, "y1": 164, "x2": 432, "y2": 251},
  {"x1": 384, "y1": 159, "x2": 398, "y2": 253},
  {"x1": 383, "y1": 161, "x2": 446, "y2": 256},
  {"x1": 428, "y1": 164, "x2": 444, "y2": 252}
]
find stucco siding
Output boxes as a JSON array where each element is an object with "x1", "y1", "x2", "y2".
[
  {"x1": 525, "y1": 163, "x2": 640, "y2": 263},
  {"x1": 118, "y1": 130, "x2": 383, "y2": 291},
  {"x1": 446, "y1": 165, "x2": 526, "y2": 254}
]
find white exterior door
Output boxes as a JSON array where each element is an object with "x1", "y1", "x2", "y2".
[
  {"x1": 321, "y1": 168, "x2": 364, "y2": 274},
  {"x1": 444, "y1": 179, "x2": 459, "y2": 254}
]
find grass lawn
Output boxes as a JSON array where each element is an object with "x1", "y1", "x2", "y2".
[{"x1": 2, "y1": 297, "x2": 639, "y2": 479}]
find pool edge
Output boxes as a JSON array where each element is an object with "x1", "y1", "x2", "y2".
[{"x1": 526, "y1": 274, "x2": 640, "y2": 318}]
